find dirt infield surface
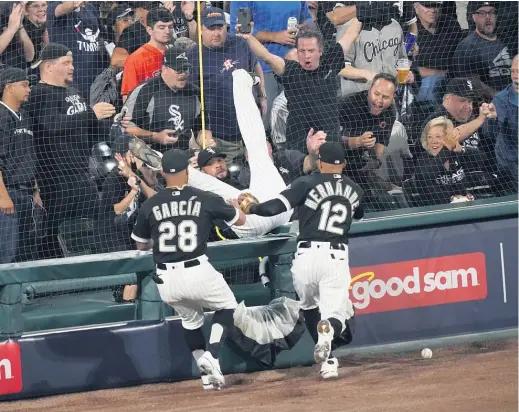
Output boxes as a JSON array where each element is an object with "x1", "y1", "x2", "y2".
[{"x1": 2, "y1": 339, "x2": 517, "y2": 412}]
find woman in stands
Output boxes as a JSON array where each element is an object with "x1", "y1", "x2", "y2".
[{"x1": 414, "y1": 116, "x2": 481, "y2": 205}]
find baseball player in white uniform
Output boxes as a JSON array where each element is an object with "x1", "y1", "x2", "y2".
[
  {"x1": 244, "y1": 142, "x2": 365, "y2": 379},
  {"x1": 131, "y1": 149, "x2": 247, "y2": 390}
]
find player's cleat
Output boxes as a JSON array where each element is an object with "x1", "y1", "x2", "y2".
[
  {"x1": 314, "y1": 319, "x2": 334, "y2": 363},
  {"x1": 128, "y1": 136, "x2": 163, "y2": 171},
  {"x1": 201, "y1": 373, "x2": 216, "y2": 391},
  {"x1": 197, "y1": 351, "x2": 225, "y2": 390},
  {"x1": 319, "y1": 357, "x2": 339, "y2": 379}
]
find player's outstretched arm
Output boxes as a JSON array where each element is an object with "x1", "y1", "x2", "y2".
[{"x1": 247, "y1": 199, "x2": 287, "y2": 217}]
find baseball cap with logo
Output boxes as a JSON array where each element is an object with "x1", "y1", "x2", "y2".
[
  {"x1": 161, "y1": 149, "x2": 189, "y2": 174},
  {"x1": 163, "y1": 46, "x2": 192, "y2": 73},
  {"x1": 0, "y1": 67, "x2": 29, "y2": 94},
  {"x1": 445, "y1": 78, "x2": 476, "y2": 101},
  {"x1": 198, "y1": 147, "x2": 227, "y2": 168},
  {"x1": 468, "y1": 1, "x2": 498, "y2": 14},
  {"x1": 201, "y1": 7, "x2": 226, "y2": 28},
  {"x1": 318, "y1": 142, "x2": 345, "y2": 165},
  {"x1": 30, "y1": 43, "x2": 73, "y2": 69}
]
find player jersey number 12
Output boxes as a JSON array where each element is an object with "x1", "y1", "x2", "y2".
[{"x1": 318, "y1": 201, "x2": 348, "y2": 235}]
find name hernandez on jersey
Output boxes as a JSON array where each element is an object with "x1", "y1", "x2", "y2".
[
  {"x1": 249, "y1": 173, "x2": 364, "y2": 244},
  {"x1": 303, "y1": 177, "x2": 361, "y2": 211}
]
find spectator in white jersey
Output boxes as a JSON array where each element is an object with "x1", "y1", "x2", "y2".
[
  {"x1": 27, "y1": 43, "x2": 116, "y2": 258},
  {"x1": 122, "y1": 46, "x2": 211, "y2": 153},
  {"x1": 338, "y1": 7, "x2": 414, "y2": 97},
  {"x1": 453, "y1": 2, "x2": 512, "y2": 100}
]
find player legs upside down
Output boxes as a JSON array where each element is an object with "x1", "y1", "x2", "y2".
[{"x1": 187, "y1": 69, "x2": 292, "y2": 237}]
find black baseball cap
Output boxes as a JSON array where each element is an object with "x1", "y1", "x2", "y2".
[
  {"x1": 161, "y1": 149, "x2": 189, "y2": 174},
  {"x1": 163, "y1": 46, "x2": 192, "y2": 72},
  {"x1": 30, "y1": 43, "x2": 72, "y2": 69},
  {"x1": 445, "y1": 78, "x2": 476, "y2": 100},
  {"x1": 319, "y1": 142, "x2": 345, "y2": 165},
  {"x1": 468, "y1": 1, "x2": 498, "y2": 14},
  {"x1": 106, "y1": 5, "x2": 134, "y2": 27},
  {"x1": 201, "y1": 7, "x2": 226, "y2": 28},
  {"x1": 0, "y1": 67, "x2": 29, "y2": 94},
  {"x1": 198, "y1": 147, "x2": 227, "y2": 168}
]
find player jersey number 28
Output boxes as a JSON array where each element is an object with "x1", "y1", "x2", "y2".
[
  {"x1": 158, "y1": 220, "x2": 198, "y2": 252},
  {"x1": 318, "y1": 200, "x2": 348, "y2": 235}
]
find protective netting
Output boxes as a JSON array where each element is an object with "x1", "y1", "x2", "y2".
[{"x1": 0, "y1": 2, "x2": 517, "y2": 296}]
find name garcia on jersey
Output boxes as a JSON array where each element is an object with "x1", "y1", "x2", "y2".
[
  {"x1": 152, "y1": 198, "x2": 201, "y2": 221},
  {"x1": 304, "y1": 178, "x2": 360, "y2": 211}
]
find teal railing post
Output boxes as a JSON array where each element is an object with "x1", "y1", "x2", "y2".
[
  {"x1": 268, "y1": 253, "x2": 296, "y2": 300},
  {"x1": 0, "y1": 284, "x2": 23, "y2": 339},
  {"x1": 135, "y1": 271, "x2": 165, "y2": 321}
]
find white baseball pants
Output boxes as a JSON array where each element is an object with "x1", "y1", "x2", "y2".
[
  {"x1": 291, "y1": 242, "x2": 355, "y2": 332},
  {"x1": 155, "y1": 255, "x2": 238, "y2": 330},
  {"x1": 187, "y1": 69, "x2": 292, "y2": 238}
]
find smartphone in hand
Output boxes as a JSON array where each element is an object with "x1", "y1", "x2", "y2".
[{"x1": 237, "y1": 7, "x2": 252, "y2": 34}]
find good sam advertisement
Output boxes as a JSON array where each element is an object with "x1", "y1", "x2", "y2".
[{"x1": 348, "y1": 253, "x2": 488, "y2": 314}]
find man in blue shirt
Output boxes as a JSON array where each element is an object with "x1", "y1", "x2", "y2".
[
  {"x1": 46, "y1": 1, "x2": 108, "y2": 98},
  {"x1": 187, "y1": 7, "x2": 266, "y2": 163},
  {"x1": 230, "y1": 2, "x2": 312, "y2": 130},
  {"x1": 484, "y1": 54, "x2": 518, "y2": 193}
]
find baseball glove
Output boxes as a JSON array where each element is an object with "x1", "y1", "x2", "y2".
[{"x1": 238, "y1": 192, "x2": 259, "y2": 214}]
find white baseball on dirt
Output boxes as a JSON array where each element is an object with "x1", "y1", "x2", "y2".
[{"x1": 421, "y1": 348, "x2": 433, "y2": 359}]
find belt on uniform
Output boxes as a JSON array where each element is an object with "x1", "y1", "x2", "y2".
[
  {"x1": 156, "y1": 258, "x2": 201, "y2": 270},
  {"x1": 298, "y1": 241, "x2": 347, "y2": 251},
  {"x1": 153, "y1": 259, "x2": 201, "y2": 284}
]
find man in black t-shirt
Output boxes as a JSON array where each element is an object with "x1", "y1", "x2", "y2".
[
  {"x1": 340, "y1": 73, "x2": 397, "y2": 172},
  {"x1": 131, "y1": 149, "x2": 246, "y2": 390},
  {"x1": 241, "y1": 27, "x2": 350, "y2": 150},
  {"x1": 246, "y1": 142, "x2": 364, "y2": 380},
  {"x1": 27, "y1": 43, "x2": 116, "y2": 258},
  {"x1": 0, "y1": 68, "x2": 36, "y2": 263},
  {"x1": 453, "y1": 2, "x2": 512, "y2": 100}
]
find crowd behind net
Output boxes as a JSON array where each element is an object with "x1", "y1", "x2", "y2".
[{"x1": 0, "y1": 1, "x2": 517, "y2": 303}]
